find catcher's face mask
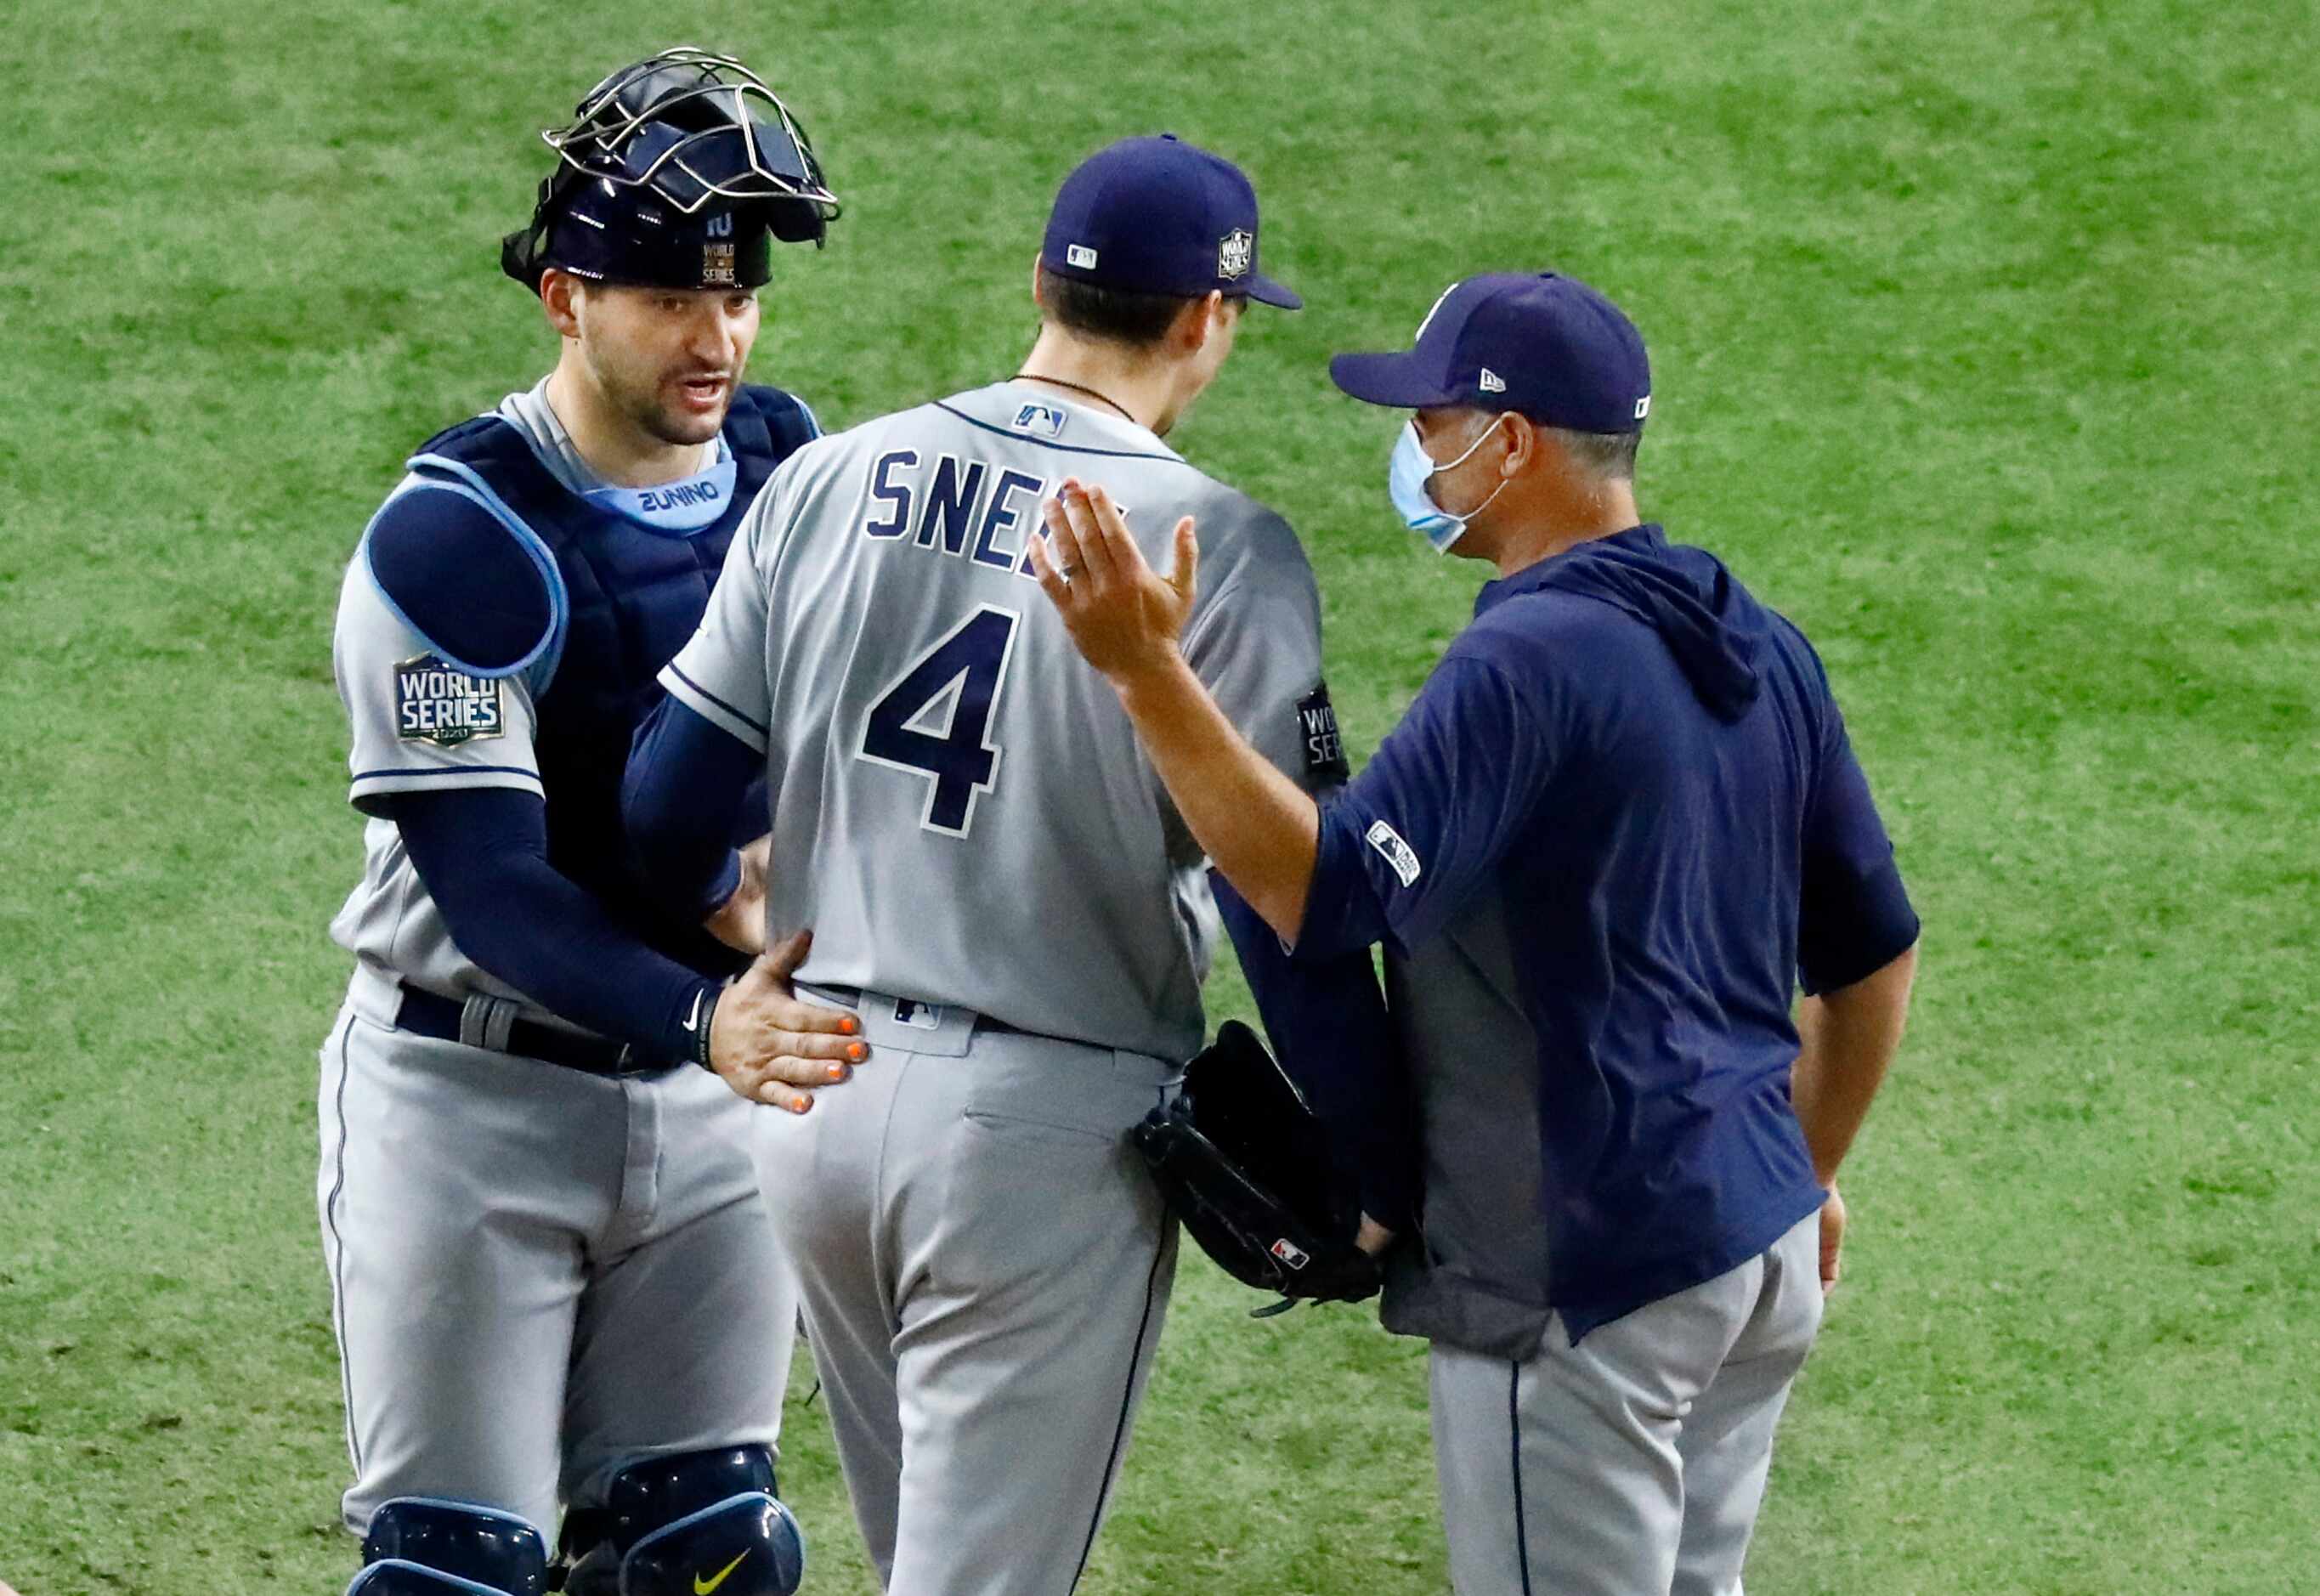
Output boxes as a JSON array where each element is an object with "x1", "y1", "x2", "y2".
[{"x1": 502, "y1": 47, "x2": 841, "y2": 294}]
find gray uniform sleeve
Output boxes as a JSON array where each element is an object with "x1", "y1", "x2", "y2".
[
  {"x1": 1180, "y1": 502, "x2": 1344, "y2": 795},
  {"x1": 660, "y1": 486, "x2": 778, "y2": 752},
  {"x1": 334, "y1": 552, "x2": 543, "y2": 815}
]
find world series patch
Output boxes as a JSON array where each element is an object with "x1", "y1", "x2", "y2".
[
  {"x1": 395, "y1": 654, "x2": 504, "y2": 748},
  {"x1": 1295, "y1": 682, "x2": 1350, "y2": 784}
]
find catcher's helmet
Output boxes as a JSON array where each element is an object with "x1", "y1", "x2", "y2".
[{"x1": 501, "y1": 47, "x2": 840, "y2": 294}]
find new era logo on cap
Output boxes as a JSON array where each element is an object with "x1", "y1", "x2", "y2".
[{"x1": 1479, "y1": 368, "x2": 1506, "y2": 393}]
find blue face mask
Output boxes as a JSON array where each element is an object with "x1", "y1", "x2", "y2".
[
  {"x1": 1387, "y1": 417, "x2": 1509, "y2": 552},
  {"x1": 580, "y1": 456, "x2": 738, "y2": 535}
]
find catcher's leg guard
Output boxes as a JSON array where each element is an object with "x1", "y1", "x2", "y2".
[
  {"x1": 556, "y1": 1446, "x2": 803, "y2": 1596},
  {"x1": 348, "y1": 1566, "x2": 528, "y2": 1596},
  {"x1": 349, "y1": 1497, "x2": 551, "y2": 1596}
]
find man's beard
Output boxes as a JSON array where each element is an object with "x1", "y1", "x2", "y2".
[{"x1": 631, "y1": 383, "x2": 730, "y2": 447}]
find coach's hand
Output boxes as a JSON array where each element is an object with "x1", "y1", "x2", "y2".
[
  {"x1": 1033, "y1": 478, "x2": 1197, "y2": 685},
  {"x1": 710, "y1": 930, "x2": 867, "y2": 1112},
  {"x1": 1819, "y1": 1184, "x2": 1846, "y2": 1294},
  {"x1": 702, "y1": 835, "x2": 772, "y2": 956}
]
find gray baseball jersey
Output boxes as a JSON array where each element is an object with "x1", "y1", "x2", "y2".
[{"x1": 661, "y1": 378, "x2": 1338, "y2": 1061}]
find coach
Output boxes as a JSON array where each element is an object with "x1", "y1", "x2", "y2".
[{"x1": 1034, "y1": 270, "x2": 1920, "y2": 1595}]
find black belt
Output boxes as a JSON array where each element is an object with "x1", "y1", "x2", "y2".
[{"x1": 394, "y1": 988, "x2": 664, "y2": 1077}]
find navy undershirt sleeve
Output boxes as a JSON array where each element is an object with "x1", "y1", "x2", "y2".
[
  {"x1": 1797, "y1": 717, "x2": 1921, "y2": 993},
  {"x1": 389, "y1": 787, "x2": 715, "y2": 1062},
  {"x1": 625, "y1": 694, "x2": 765, "y2": 918},
  {"x1": 1214, "y1": 872, "x2": 1419, "y2": 1233},
  {"x1": 1298, "y1": 654, "x2": 1559, "y2": 959}
]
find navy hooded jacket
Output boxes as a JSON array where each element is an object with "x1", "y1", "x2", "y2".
[{"x1": 1299, "y1": 524, "x2": 1917, "y2": 1337}]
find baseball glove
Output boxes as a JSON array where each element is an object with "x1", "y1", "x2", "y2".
[{"x1": 1132, "y1": 1020, "x2": 1382, "y2": 1315}]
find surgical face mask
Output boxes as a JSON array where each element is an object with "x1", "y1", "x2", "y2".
[{"x1": 1388, "y1": 416, "x2": 1509, "y2": 552}]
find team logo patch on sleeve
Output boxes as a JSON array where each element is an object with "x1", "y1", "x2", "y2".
[
  {"x1": 1295, "y1": 682, "x2": 1350, "y2": 784},
  {"x1": 394, "y1": 654, "x2": 505, "y2": 748}
]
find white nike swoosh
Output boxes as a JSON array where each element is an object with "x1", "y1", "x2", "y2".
[{"x1": 683, "y1": 988, "x2": 708, "y2": 1033}]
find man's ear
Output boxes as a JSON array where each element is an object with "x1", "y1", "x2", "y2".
[
  {"x1": 540, "y1": 267, "x2": 584, "y2": 340},
  {"x1": 1029, "y1": 252, "x2": 1049, "y2": 311},
  {"x1": 1172, "y1": 290, "x2": 1225, "y2": 355},
  {"x1": 1501, "y1": 412, "x2": 1538, "y2": 477}
]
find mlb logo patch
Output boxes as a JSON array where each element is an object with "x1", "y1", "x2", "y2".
[
  {"x1": 1216, "y1": 228, "x2": 1253, "y2": 280},
  {"x1": 891, "y1": 998, "x2": 942, "y2": 1030},
  {"x1": 1011, "y1": 401, "x2": 1067, "y2": 439},
  {"x1": 1269, "y1": 1237, "x2": 1310, "y2": 1271},
  {"x1": 1365, "y1": 820, "x2": 1422, "y2": 887},
  {"x1": 394, "y1": 654, "x2": 504, "y2": 749},
  {"x1": 1067, "y1": 244, "x2": 1099, "y2": 269}
]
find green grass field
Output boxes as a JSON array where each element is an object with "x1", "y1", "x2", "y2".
[{"x1": 4, "y1": 0, "x2": 2315, "y2": 1591}]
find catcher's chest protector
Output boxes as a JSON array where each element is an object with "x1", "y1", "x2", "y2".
[{"x1": 402, "y1": 386, "x2": 815, "y2": 963}]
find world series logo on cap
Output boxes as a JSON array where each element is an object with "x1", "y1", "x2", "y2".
[
  {"x1": 1217, "y1": 229, "x2": 1253, "y2": 280},
  {"x1": 702, "y1": 210, "x2": 737, "y2": 284}
]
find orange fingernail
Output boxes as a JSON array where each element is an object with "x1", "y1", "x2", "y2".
[
  {"x1": 840, "y1": 1016, "x2": 858, "y2": 1035},
  {"x1": 790, "y1": 1095, "x2": 811, "y2": 1113},
  {"x1": 848, "y1": 1042, "x2": 868, "y2": 1061},
  {"x1": 826, "y1": 1063, "x2": 847, "y2": 1082}
]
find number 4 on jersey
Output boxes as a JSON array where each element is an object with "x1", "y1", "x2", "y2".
[{"x1": 857, "y1": 605, "x2": 1021, "y2": 835}]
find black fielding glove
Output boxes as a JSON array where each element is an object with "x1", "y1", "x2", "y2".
[{"x1": 1131, "y1": 1021, "x2": 1382, "y2": 1316}]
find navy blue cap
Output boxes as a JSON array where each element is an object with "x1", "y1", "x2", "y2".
[
  {"x1": 1330, "y1": 273, "x2": 1650, "y2": 433},
  {"x1": 1041, "y1": 134, "x2": 1300, "y2": 310}
]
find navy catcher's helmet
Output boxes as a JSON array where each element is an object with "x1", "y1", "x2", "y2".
[{"x1": 501, "y1": 47, "x2": 840, "y2": 294}]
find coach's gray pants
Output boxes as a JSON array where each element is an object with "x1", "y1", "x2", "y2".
[
  {"x1": 1431, "y1": 1212, "x2": 1824, "y2": 1596},
  {"x1": 759, "y1": 992, "x2": 1177, "y2": 1596},
  {"x1": 317, "y1": 986, "x2": 798, "y2": 1539}
]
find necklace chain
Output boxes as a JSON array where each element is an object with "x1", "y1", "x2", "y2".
[{"x1": 1014, "y1": 372, "x2": 1140, "y2": 427}]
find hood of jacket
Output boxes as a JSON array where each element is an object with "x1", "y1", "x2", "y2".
[{"x1": 1478, "y1": 523, "x2": 1765, "y2": 722}]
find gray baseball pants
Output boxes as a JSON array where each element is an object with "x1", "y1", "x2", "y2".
[
  {"x1": 318, "y1": 977, "x2": 798, "y2": 1538},
  {"x1": 1431, "y1": 1211, "x2": 1824, "y2": 1596},
  {"x1": 758, "y1": 991, "x2": 1178, "y2": 1596}
]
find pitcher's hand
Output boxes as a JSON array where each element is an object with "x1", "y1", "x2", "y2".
[{"x1": 701, "y1": 835, "x2": 771, "y2": 955}]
